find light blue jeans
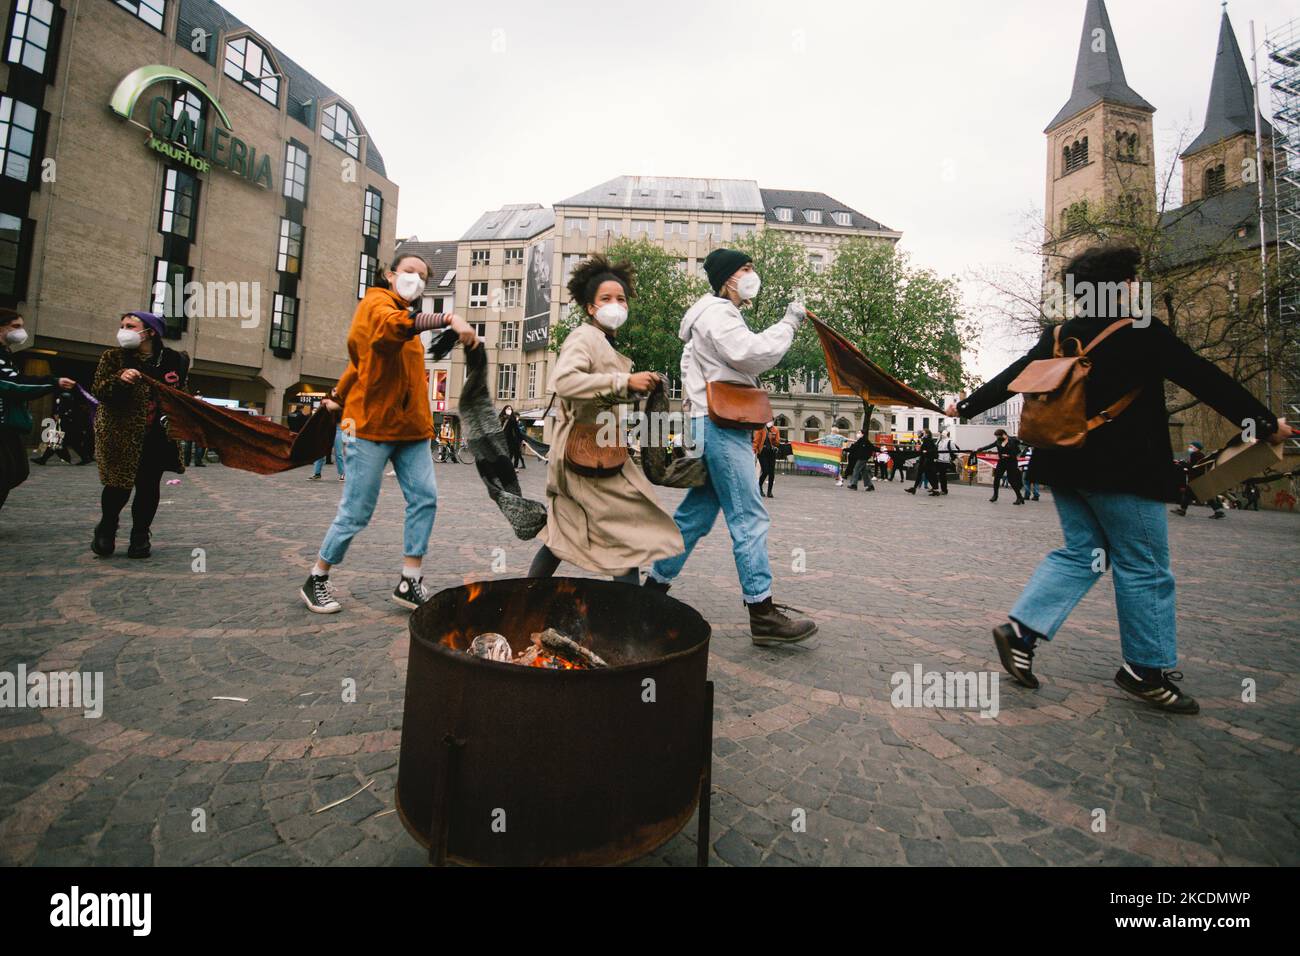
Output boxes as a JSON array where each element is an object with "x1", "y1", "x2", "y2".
[
  {"x1": 319, "y1": 437, "x2": 437, "y2": 565},
  {"x1": 1009, "y1": 487, "x2": 1176, "y2": 668},
  {"x1": 649, "y1": 416, "x2": 772, "y2": 603},
  {"x1": 313, "y1": 427, "x2": 346, "y2": 478}
]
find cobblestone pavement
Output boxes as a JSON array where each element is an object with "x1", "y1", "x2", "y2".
[{"x1": 0, "y1": 458, "x2": 1296, "y2": 867}]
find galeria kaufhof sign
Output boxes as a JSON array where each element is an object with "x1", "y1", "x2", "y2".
[{"x1": 109, "y1": 65, "x2": 273, "y2": 190}]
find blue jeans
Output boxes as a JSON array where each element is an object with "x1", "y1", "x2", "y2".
[
  {"x1": 318, "y1": 437, "x2": 437, "y2": 565},
  {"x1": 313, "y1": 427, "x2": 346, "y2": 478},
  {"x1": 649, "y1": 416, "x2": 772, "y2": 603},
  {"x1": 1009, "y1": 487, "x2": 1176, "y2": 668}
]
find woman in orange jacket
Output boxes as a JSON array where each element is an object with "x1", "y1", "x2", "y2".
[{"x1": 300, "y1": 253, "x2": 478, "y2": 614}]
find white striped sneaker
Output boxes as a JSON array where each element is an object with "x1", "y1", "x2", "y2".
[
  {"x1": 1114, "y1": 665, "x2": 1199, "y2": 715},
  {"x1": 992, "y1": 623, "x2": 1039, "y2": 689}
]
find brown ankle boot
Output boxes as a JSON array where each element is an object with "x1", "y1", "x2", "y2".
[{"x1": 748, "y1": 598, "x2": 817, "y2": 646}]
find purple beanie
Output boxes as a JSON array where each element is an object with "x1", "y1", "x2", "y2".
[{"x1": 125, "y1": 310, "x2": 167, "y2": 341}]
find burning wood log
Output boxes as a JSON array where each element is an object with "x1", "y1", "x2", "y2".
[{"x1": 533, "y1": 628, "x2": 608, "y2": 669}]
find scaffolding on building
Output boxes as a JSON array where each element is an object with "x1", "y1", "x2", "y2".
[{"x1": 1265, "y1": 18, "x2": 1300, "y2": 446}]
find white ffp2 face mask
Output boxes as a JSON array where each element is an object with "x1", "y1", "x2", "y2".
[
  {"x1": 594, "y1": 303, "x2": 628, "y2": 331},
  {"x1": 4, "y1": 328, "x2": 27, "y2": 347},
  {"x1": 394, "y1": 272, "x2": 426, "y2": 301},
  {"x1": 117, "y1": 329, "x2": 143, "y2": 350},
  {"x1": 735, "y1": 272, "x2": 761, "y2": 300}
]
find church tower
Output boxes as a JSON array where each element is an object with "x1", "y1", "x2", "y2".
[
  {"x1": 1180, "y1": 8, "x2": 1276, "y2": 204},
  {"x1": 1043, "y1": 0, "x2": 1157, "y2": 273}
]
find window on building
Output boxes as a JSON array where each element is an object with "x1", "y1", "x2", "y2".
[
  {"x1": 698, "y1": 222, "x2": 720, "y2": 241},
  {"x1": 321, "y1": 102, "x2": 359, "y2": 158},
  {"x1": 150, "y1": 257, "x2": 190, "y2": 336},
  {"x1": 731, "y1": 222, "x2": 756, "y2": 238},
  {"x1": 1204, "y1": 164, "x2": 1226, "y2": 197},
  {"x1": 803, "y1": 209, "x2": 822, "y2": 224},
  {"x1": 499, "y1": 321, "x2": 519, "y2": 350},
  {"x1": 803, "y1": 371, "x2": 822, "y2": 393},
  {"x1": 906, "y1": 416, "x2": 914, "y2": 432},
  {"x1": 774, "y1": 414, "x2": 789, "y2": 441},
  {"x1": 159, "y1": 167, "x2": 198, "y2": 240},
  {"x1": 1115, "y1": 129, "x2": 1138, "y2": 160},
  {"x1": 774, "y1": 207, "x2": 793, "y2": 222},
  {"x1": 7, "y1": 0, "x2": 57, "y2": 74},
  {"x1": 598, "y1": 218, "x2": 622, "y2": 237},
  {"x1": 116, "y1": 0, "x2": 164, "y2": 31},
  {"x1": 1061, "y1": 201, "x2": 1088, "y2": 236},
  {"x1": 0, "y1": 96, "x2": 38, "y2": 183},
  {"x1": 832, "y1": 211, "x2": 851, "y2": 227},
  {"x1": 224, "y1": 36, "x2": 278, "y2": 106},
  {"x1": 470, "y1": 249, "x2": 490, "y2": 266},
  {"x1": 469, "y1": 320, "x2": 486, "y2": 338},
  {"x1": 803, "y1": 416, "x2": 821, "y2": 441},
  {"x1": 269, "y1": 294, "x2": 297, "y2": 352},
  {"x1": 527, "y1": 362, "x2": 538, "y2": 399},
  {"x1": 1063, "y1": 135, "x2": 1088, "y2": 173},
  {"x1": 505, "y1": 247, "x2": 523, "y2": 264},
  {"x1": 664, "y1": 220, "x2": 689, "y2": 238},
  {"x1": 565, "y1": 217, "x2": 588, "y2": 237},
  {"x1": 469, "y1": 281, "x2": 488, "y2": 308},
  {"x1": 357, "y1": 252, "x2": 376, "y2": 299},
  {"x1": 0, "y1": 212, "x2": 28, "y2": 297},
  {"x1": 562, "y1": 253, "x2": 581, "y2": 286},
  {"x1": 277, "y1": 218, "x2": 303, "y2": 275},
  {"x1": 631, "y1": 220, "x2": 656, "y2": 239},
  {"x1": 496, "y1": 363, "x2": 517, "y2": 400},
  {"x1": 362, "y1": 188, "x2": 382, "y2": 240},
  {"x1": 809, "y1": 252, "x2": 825, "y2": 274},
  {"x1": 171, "y1": 84, "x2": 203, "y2": 126},
  {"x1": 667, "y1": 376, "x2": 682, "y2": 400},
  {"x1": 283, "y1": 142, "x2": 309, "y2": 202},
  {"x1": 502, "y1": 278, "x2": 521, "y2": 308}
]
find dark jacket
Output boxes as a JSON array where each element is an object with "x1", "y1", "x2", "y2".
[
  {"x1": 958, "y1": 316, "x2": 1276, "y2": 501},
  {"x1": 0, "y1": 345, "x2": 60, "y2": 432},
  {"x1": 846, "y1": 436, "x2": 875, "y2": 467},
  {"x1": 976, "y1": 435, "x2": 1022, "y2": 464}
]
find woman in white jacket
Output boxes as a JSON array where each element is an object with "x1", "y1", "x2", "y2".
[{"x1": 644, "y1": 249, "x2": 816, "y2": 645}]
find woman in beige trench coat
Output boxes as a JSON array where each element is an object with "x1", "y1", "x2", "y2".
[{"x1": 529, "y1": 256, "x2": 684, "y2": 583}]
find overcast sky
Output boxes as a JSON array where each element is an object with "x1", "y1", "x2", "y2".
[{"x1": 221, "y1": 0, "x2": 1295, "y2": 379}]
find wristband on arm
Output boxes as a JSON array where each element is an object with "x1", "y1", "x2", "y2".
[{"x1": 410, "y1": 313, "x2": 450, "y2": 335}]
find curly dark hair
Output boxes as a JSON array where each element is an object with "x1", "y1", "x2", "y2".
[
  {"x1": 1063, "y1": 242, "x2": 1141, "y2": 290},
  {"x1": 566, "y1": 254, "x2": 635, "y2": 312}
]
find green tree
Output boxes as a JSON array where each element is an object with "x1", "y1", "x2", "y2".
[
  {"x1": 816, "y1": 239, "x2": 976, "y2": 426},
  {"x1": 549, "y1": 237, "x2": 707, "y2": 379}
]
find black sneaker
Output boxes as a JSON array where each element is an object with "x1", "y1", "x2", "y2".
[
  {"x1": 307, "y1": 474, "x2": 322, "y2": 481},
  {"x1": 905, "y1": 487, "x2": 917, "y2": 495},
  {"x1": 1209, "y1": 511, "x2": 1225, "y2": 519},
  {"x1": 300, "y1": 573, "x2": 341, "y2": 613},
  {"x1": 92, "y1": 520, "x2": 116, "y2": 557},
  {"x1": 992, "y1": 623, "x2": 1039, "y2": 689},
  {"x1": 1114, "y1": 666, "x2": 1199, "y2": 714},
  {"x1": 392, "y1": 575, "x2": 429, "y2": 610},
  {"x1": 1170, "y1": 507, "x2": 1186, "y2": 516}
]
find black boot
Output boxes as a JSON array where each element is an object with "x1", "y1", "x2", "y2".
[
  {"x1": 92, "y1": 519, "x2": 117, "y2": 557},
  {"x1": 127, "y1": 528, "x2": 151, "y2": 559}
]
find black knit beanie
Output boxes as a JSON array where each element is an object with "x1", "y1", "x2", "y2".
[{"x1": 703, "y1": 249, "x2": 753, "y2": 295}]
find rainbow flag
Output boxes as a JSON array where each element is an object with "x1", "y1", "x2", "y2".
[{"x1": 789, "y1": 441, "x2": 841, "y2": 476}]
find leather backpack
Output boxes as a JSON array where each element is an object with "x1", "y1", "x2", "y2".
[{"x1": 1009, "y1": 319, "x2": 1141, "y2": 449}]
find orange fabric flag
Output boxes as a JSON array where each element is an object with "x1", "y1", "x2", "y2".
[{"x1": 808, "y1": 313, "x2": 944, "y2": 413}]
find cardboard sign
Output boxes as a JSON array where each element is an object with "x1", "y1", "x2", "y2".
[{"x1": 1189, "y1": 440, "x2": 1285, "y2": 501}]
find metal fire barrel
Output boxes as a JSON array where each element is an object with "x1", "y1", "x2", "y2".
[{"x1": 396, "y1": 577, "x2": 712, "y2": 866}]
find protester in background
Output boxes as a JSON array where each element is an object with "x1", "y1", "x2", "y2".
[
  {"x1": 300, "y1": 253, "x2": 479, "y2": 613},
  {"x1": 1242, "y1": 480, "x2": 1261, "y2": 511},
  {"x1": 1172, "y1": 441, "x2": 1224, "y2": 519},
  {"x1": 754, "y1": 420, "x2": 779, "y2": 499},
  {"x1": 951, "y1": 242, "x2": 1292, "y2": 714},
  {"x1": 935, "y1": 430, "x2": 958, "y2": 495},
  {"x1": 530, "y1": 255, "x2": 682, "y2": 585},
  {"x1": 875, "y1": 447, "x2": 889, "y2": 480},
  {"x1": 1, "y1": 309, "x2": 75, "y2": 511},
  {"x1": 30, "y1": 389, "x2": 81, "y2": 465},
  {"x1": 644, "y1": 248, "x2": 816, "y2": 646},
  {"x1": 310, "y1": 426, "x2": 347, "y2": 481},
  {"x1": 976, "y1": 428, "x2": 1025, "y2": 504},
  {"x1": 500, "y1": 405, "x2": 526, "y2": 470},
  {"x1": 845, "y1": 429, "x2": 875, "y2": 491},
  {"x1": 1021, "y1": 445, "x2": 1040, "y2": 500},
  {"x1": 905, "y1": 428, "x2": 941, "y2": 497},
  {"x1": 91, "y1": 311, "x2": 189, "y2": 558}
]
